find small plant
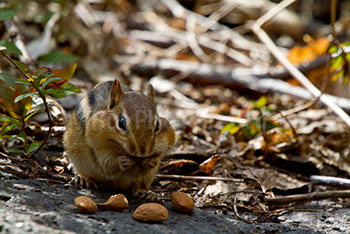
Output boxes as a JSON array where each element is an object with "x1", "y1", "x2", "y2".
[
  {"x1": 0, "y1": 2, "x2": 80, "y2": 158},
  {"x1": 329, "y1": 41, "x2": 350, "y2": 85},
  {"x1": 0, "y1": 47, "x2": 80, "y2": 157},
  {"x1": 328, "y1": 0, "x2": 350, "y2": 86},
  {"x1": 221, "y1": 96, "x2": 279, "y2": 140}
]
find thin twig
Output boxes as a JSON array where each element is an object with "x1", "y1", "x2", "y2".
[
  {"x1": 196, "y1": 111, "x2": 248, "y2": 124},
  {"x1": 0, "y1": 166, "x2": 32, "y2": 178},
  {"x1": 156, "y1": 174, "x2": 242, "y2": 182},
  {"x1": 159, "y1": 0, "x2": 252, "y2": 66},
  {"x1": 277, "y1": 111, "x2": 298, "y2": 137},
  {"x1": 253, "y1": 0, "x2": 297, "y2": 29},
  {"x1": 271, "y1": 98, "x2": 319, "y2": 121},
  {"x1": 266, "y1": 190, "x2": 350, "y2": 206},
  {"x1": 251, "y1": 0, "x2": 350, "y2": 127},
  {"x1": 199, "y1": 1, "x2": 238, "y2": 33},
  {"x1": 186, "y1": 14, "x2": 211, "y2": 63},
  {"x1": 233, "y1": 196, "x2": 252, "y2": 224}
]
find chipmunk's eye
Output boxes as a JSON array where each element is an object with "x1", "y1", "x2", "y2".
[
  {"x1": 118, "y1": 116, "x2": 127, "y2": 131},
  {"x1": 155, "y1": 120, "x2": 160, "y2": 132}
]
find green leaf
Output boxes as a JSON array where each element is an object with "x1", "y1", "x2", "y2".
[
  {"x1": 0, "y1": 83, "x2": 15, "y2": 115},
  {"x1": 13, "y1": 84, "x2": 32, "y2": 118},
  {"x1": 28, "y1": 142, "x2": 40, "y2": 154},
  {"x1": 328, "y1": 45, "x2": 339, "y2": 54},
  {"x1": 255, "y1": 96, "x2": 267, "y2": 109},
  {"x1": 0, "y1": 115, "x2": 20, "y2": 125},
  {"x1": 41, "y1": 77, "x2": 62, "y2": 90},
  {"x1": 0, "y1": 122, "x2": 17, "y2": 136},
  {"x1": 16, "y1": 132, "x2": 27, "y2": 143},
  {"x1": 32, "y1": 11, "x2": 54, "y2": 24},
  {"x1": 264, "y1": 119, "x2": 279, "y2": 131},
  {"x1": 7, "y1": 147, "x2": 24, "y2": 154},
  {"x1": 43, "y1": 89, "x2": 67, "y2": 98},
  {"x1": 221, "y1": 123, "x2": 240, "y2": 135},
  {"x1": 24, "y1": 102, "x2": 52, "y2": 122},
  {"x1": 0, "y1": 135, "x2": 13, "y2": 140},
  {"x1": 0, "y1": 4, "x2": 21, "y2": 21},
  {"x1": 332, "y1": 69, "x2": 344, "y2": 82},
  {"x1": 15, "y1": 78, "x2": 32, "y2": 85},
  {"x1": 44, "y1": 83, "x2": 80, "y2": 98},
  {"x1": 0, "y1": 73, "x2": 17, "y2": 88},
  {"x1": 14, "y1": 92, "x2": 37, "y2": 103},
  {"x1": 242, "y1": 121, "x2": 260, "y2": 138},
  {"x1": 33, "y1": 67, "x2": 52, "y2": 84},
  {"x1": 38, "y1": 51, "x2": 79, "y2": 65},
  {"x1": 62, "y1": 83, "x2": 81, "y2": 94},
  {"x1": 12, "y1": 59, "x2": 30, "y2": 74},
  {"x1": 330, "y1": 55, "x2": 343, "y2": 70},
  {"x1": 0, "y1": 41, "x2": 22, "y2": 55},
  {"x1": 52, "y1": 63, "x2": 77, "y2": 80}
]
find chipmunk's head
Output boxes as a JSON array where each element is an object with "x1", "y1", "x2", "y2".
[{"x1": 106, "y1": 79, "x2": 173, "y2": 157}]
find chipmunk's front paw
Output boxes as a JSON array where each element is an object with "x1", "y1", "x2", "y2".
[
  {"x1": 71, "y1": 175, "x2": 98, "y2": 190},
  {"x1": 118, "y1": 155, "x2": 136, "y2": 170},
  {"x1": 141, "y1": 157, "x2": 159, "y2": 169}
]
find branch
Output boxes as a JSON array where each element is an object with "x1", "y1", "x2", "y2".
[
  {"x1": 266, "y1": 190, "x2": 350, "y2": 206},
  {"x1": 251, "y1": 0, "x2": 350, "y2": 127},
  {"x1": 310, "y1": 175, "x2": 350, "y2": 188},
  {"x1": 129, "y1": 58, "x2": 350, "y2": 112},
  {"x1": 156, "y1": 174, "x2": 242, "y2": 182}
]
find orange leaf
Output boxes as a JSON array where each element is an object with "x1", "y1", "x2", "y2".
[
  {"x1": 287, "y1": 37, "x2": 330, "y2": 65},
  {"x1": 199, "y1": 155, "x2": 220, "y2": 174},
  {"x1": 52, "y1": 63, "x2": 77, "y2": 82}
]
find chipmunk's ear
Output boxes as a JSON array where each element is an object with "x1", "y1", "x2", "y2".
[
  {"x1": 146, "y1": 83, "x2": 155, "y2": 103},
  {"x1": 108, "y1": 79, "x2": 124, "y2": 110}
]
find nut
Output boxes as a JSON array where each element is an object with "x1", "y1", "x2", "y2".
[
  {"x1": 171, "y1": 191, "x2": 194, "y2": 213},
  {"x1": 74, "y1": 196, "x2": 97, "y2": 214},
  {"x1": 97, "y1": 194, "x2": 129, "y2": 211},
  {"x1": 133, "y1": 203, "x2": 169, "y2": 222}
]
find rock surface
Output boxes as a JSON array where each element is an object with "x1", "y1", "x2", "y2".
[{"x1": 0, "y1": 179, "x2": 349, "y2": 233}]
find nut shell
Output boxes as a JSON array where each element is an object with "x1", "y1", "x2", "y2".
[
  {"x1": 133, "y1": 203, "x2": 169, "y2": 222},
  {"x1": 74, "y1": 196, "x2": 97, "y2": 214},
  {"x1": 171, "y1": 192, "x2": 194, "y2": 213},
  {"x1": 97, "y1": 194, "x2": 129, "y2": 211}
]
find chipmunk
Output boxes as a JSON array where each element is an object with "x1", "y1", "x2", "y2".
[{"x1": 63, "y1": 79, "x2": 175, "y2": 195}]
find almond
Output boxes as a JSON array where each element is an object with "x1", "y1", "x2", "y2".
[
  {"x1": 74, "y1": 196, "x2": 97, "y2": 214},
  {"x1": 171, "y1": 191, "x2": 194, "y2": 213},
  {"x1": 97, "y1": 194, "x2": 129, "y2": 211},
  {"x1": 133, "y1": 203, "x2": 169, "y2": 222}
]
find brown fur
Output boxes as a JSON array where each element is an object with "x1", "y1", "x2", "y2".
[{"x1": 64, "y1": 79, "x2": 175, "y2": 194}]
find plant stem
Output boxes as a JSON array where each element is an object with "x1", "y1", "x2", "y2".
[
  {"x1": 330, "y1": 0, "x2": 337, "y2": 42},
  {"x1": 21, "y1": 117, "x2": 28, "y2": 153},
  {"x1": 0, "y1": 51, "x2": 30, "y2": 79},
  {"x1": 29, "y1": 89, "x2": 52, "y2": 158}
]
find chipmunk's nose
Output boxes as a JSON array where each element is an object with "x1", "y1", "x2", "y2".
[
  {"x1": 137, "y1": 145, "x2": 146, "y2": 157},
  {"x1": 135, "y1": 141, "x2": 154, "y2": 157}
]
